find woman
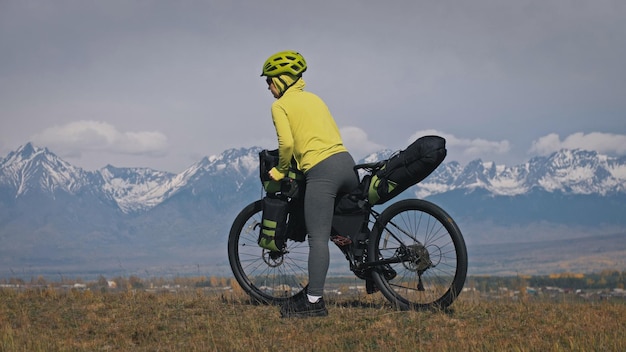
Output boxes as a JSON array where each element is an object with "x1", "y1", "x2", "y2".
[{"x1": 261, "y1": 50, "x2": 359, "y2": 318}]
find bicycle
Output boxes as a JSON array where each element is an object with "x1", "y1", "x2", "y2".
[{"x1": 227, "y1": 157, "x2": 468, "y2": 311}]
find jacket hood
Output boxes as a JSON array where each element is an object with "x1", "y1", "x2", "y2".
[{"x1": 271, "y1": 74, "x2": 305, "y2": 95}]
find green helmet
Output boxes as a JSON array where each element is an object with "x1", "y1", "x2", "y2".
[{"x1": 261, "y1": 51, "x2": 307, "y2": 77}]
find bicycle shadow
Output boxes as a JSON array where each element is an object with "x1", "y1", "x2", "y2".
[
  {"x1": 218, "y1": 293, "x2": 385, "y2": 309},
  {"x1": 220, "y1": 295, "x2": 455, "y2": 317},
  {"x1": 328, "y1": 299, "x2": 388, "y2": 310},
  {"x1": 218, "y1": 293, "x2": 455, "y2": 315}
]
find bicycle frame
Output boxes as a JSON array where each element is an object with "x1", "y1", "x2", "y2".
[
  {"x1": 330, "y1": 205, "x2": 428, "y2": 278},
  {"x1": 228, "y1": 158, "x2": 467, "y2": 310}
]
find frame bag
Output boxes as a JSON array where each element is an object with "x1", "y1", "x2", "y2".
[
  {"x1": 367, "y1": 135, "x2": 447, "y2": 205},
  {"x1": 333, "y1": 189, "x2": 371, "y2": 258}
]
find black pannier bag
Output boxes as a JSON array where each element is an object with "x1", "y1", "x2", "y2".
[
  {"x1": 367, "y1": 135, "x2": 446, "y2": 205},
  {"x1": 258, "y1": 195, "x2": 290, "y2": 252},
  {"x1": 257, "y1": 149, "x2": 307, "y2": 251}
]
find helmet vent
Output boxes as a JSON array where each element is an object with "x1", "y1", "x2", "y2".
[{"x1": 261, "y1": 51, "x2": 307, "y2": 77}]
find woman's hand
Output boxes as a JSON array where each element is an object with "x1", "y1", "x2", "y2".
[{"x1": 268, "y1": 167, "x2": 285, "y2": 181}]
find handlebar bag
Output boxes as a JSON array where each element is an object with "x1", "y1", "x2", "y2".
[
  {"x1": 259, "y1": 149, "x2": 303, "y2": 196},
  {"x1": 367, "y1": 135, "x2": 446, "y2": 205}
]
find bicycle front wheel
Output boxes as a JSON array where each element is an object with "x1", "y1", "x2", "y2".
[
  {"x1": 369, "y1": 199, "x2": 467, "y2": 310},
  {"x1": 227, "y1": 200, "x2": 308, "y2": 304}
]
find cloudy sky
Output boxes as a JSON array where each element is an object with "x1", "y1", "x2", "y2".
[{"x1": 1, "y1": 0, "x2": 625, "y2": 172}]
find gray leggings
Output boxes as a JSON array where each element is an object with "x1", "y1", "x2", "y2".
[{"x1": 304, "y1": 152, "x2": 359, "y2": 296}]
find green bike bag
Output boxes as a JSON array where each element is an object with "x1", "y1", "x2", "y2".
[
  {"x1": 368, "y1": 135, "x2": 446, "y2": 204},
  {"x1": 259, "y1": 149, "x2": 304, "y2": 196},
  {"x1": 258, "y1": 195, "x2": 290, "y2": 252}
]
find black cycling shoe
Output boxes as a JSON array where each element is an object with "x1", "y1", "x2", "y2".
[{"x1": 280, "y1": 293, "x2": 328, "y2": 318}]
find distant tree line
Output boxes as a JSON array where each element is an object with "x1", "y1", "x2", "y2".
[
  {"x1": 3, "y1": 271, "x2": 624, "y2": 292},
  {"x1": 467, "y1": 270, "x2": 625, "y2": 292}
]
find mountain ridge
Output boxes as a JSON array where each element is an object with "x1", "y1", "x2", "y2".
[
  {"x1": 1, "y1": 142, "x2": 625, "y2": 278},
  {"x1": 2, "y1": 142, "x2": 626, "y2": 213}
]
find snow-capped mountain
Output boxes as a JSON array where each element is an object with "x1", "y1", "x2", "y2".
[
  {"x1": 1, "y1": 142, "x2": 625, "y2": 278},
  {"x1": 100, "y1": 165, "x2": 176, "y2": 213},
  {"x1": 0, "y1": 143, "x2": 262, "y2": 213},
  {"x1": 2, "y1": 143, "x2": 625, "y2": 212},
  {"x1": 413, "y1": 150, "x2": 626, "y2": 198},
  {"x1": 0, "y1": 143, "x2": 95, "y2": 198}
]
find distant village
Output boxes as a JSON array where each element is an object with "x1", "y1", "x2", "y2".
[{"x1": 1, "y1": 271, "x2": 625, "y2": 301}]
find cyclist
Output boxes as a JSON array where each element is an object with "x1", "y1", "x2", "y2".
[{"x1": 261, "y1": 50, "x2": 359, "y2": 318}]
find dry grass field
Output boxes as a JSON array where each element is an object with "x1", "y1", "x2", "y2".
[{"x1": 1, "y1": 287, "x2": 625, "y2": 351}]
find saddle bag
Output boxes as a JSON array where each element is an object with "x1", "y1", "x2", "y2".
[{"x1": 367, "y1": 135, "x2": 446, "y2": 205}]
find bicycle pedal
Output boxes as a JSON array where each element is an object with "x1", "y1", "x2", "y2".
[{"x1": 331, "y1": 235, "x2": 352, "y2": 246}]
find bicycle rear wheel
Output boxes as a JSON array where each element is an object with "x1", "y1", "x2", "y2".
[
  {"x1": 369, "y1": 199, "x2": 467, "y2": 310},
  {"x1": 227, "y1": 200, "x2": 308, "y2": 304}
]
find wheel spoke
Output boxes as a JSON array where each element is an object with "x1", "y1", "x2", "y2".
[
  {"x1": 228, "y1": 201, "x2": 308, "y2": 304},
  {"x1": 371, "y1": 199, "x2": 467, "y2": 310}
]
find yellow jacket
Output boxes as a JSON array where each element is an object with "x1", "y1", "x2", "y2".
[{"x1": 269, "y1": 78, "x2": 347, "y2": 180}]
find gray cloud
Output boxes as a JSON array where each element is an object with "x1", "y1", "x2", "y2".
[
  {"x1": 340, "y1": 126, "x2": 386, "y2": 158},
  {"x1": 31, "y1": 120, "x2": 168, "y2": 158},
  {"x1": 1, "y1": 0, "x2": 625, "y2": 171},
  {"x1": 409, "y1": 130, "x2": 511, "y2": 164},
  {"x1": 529, "y1": 132, "x2": 626, "y2": 156}
]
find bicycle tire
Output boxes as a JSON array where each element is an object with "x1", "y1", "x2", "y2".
[
  {"x1": 227, "y1": 200, "x2": 308, "y2": 304},
  {"x1": 369, "y1": 199, "x2": 467, "y2": 310}
]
